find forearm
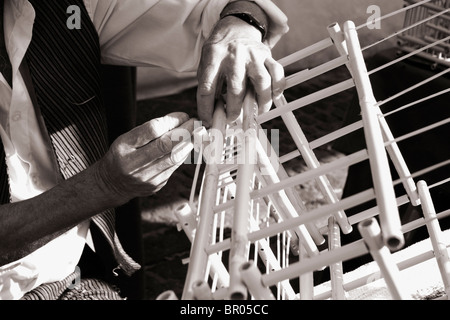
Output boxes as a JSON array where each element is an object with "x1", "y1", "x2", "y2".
[
  {"x1": 0, "y1": 161, "x2": 122, "y2": 265},
  {"x1": 98, "y1": 0, "x2": 287, "y2": 68},
  {"x1": 0, "y1": 113, "x2": 195, "y2": 265}
]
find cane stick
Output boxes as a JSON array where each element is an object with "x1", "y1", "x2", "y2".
[
  {"x1": 328, "y1": 216, "x2": 346, "y2": 300},
  {"x1": 240, "y1": 261, "x2": 276, "y2": 300},
  {"x1": 358, "y1": 218, "x2": 408, "y2": 300},
  {"x1": 175, "y1": 203, "x2": 230, "y2": 290},
  {"x1": 255, "y1": 130, "x2": 322, "y2": 252},
  {"x1": 329, "y1": 22, "x2": 420, "y2": 207},
  {"x1": 228, "y1": 89, "x2": 258, "y2": 300},
  {"x1": 261, "y1": 239, "x2": 368, "y2": 288},
  {"x1": 275, "y1": 95, "x2": 352, "y2": 234},
  {"x1": 417, "y1": 180, "x2": 450, "y2": 298},
  {"x1": 181, "y1": 101, "x2": 227, "y2": 300},
  {"x1": 344, "y1": 20, "x2": 404, "y2": 250},
  {"x1": 299, "y1": 242, "x2": 314, "y2": 300}
]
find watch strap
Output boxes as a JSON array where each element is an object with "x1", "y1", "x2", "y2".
[{"x1": 220, "y1": 1, "x2": 268, "y2": 41}]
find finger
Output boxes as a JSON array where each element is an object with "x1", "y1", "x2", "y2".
[
  {"x1": 197, "y1": 54, "x2": 222, "y2": 128},
  {"x1": 142, "y1": 162, "x2": 182, "y2": 194},
  {"x1": 135, "y1": 118, "x2": 195, "y2": 165},
  {"x1": 247, "y1": 58, "x2": 273, "y2": 115},
  {"x1": 225, "y1": 56, "x2": 247, "y2": 123},
  {"x1": 125, "y1": 112, "x2": 190, "y2": 148},
  {"x1": 133, "y1": 164, "x2": 182, "y2": 196},
  {"x1": 138, "y1": 139, "x2": 194, "y2": 194},
  {"x1": 265, "y1": 56, "x2": 286, "y2": 104}
]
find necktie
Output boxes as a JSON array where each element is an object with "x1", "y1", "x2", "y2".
[
  {"x1": 0, "y1": 0, "x2": 140, "y2": 276},
  {"x1": 0, "y1": 0, "x2": 10, "y2": 205}
]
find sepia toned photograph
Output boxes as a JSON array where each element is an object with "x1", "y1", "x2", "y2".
[{"x1": 1, "y1": 0, "x2": 449, "y2": 309}]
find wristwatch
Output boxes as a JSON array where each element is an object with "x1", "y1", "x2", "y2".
[{"x1": 220, "y1": 1, "x2": 268, "y2": 41}]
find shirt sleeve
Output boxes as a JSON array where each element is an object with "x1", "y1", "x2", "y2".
[{"x1": 83, "y1": 0, "x2": 288, "y2": 71}]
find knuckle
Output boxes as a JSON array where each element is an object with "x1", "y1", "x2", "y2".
[
  {"x1": 274, "y1": 75, "x2": 286, "y2": 90},
  {"x1": 156, "y1": 135, "x2": 173, "y2": 154},
  {"x1": 147, "y1": 118, "x2": 165, "y2": 138},
  {"x1": 253, "y1": 75, "x2": 272, "y2": 91},
  {"x1": 227, "y1": 79, "x2": 245, "y2": 96},
  {"x1": 226, "y1": 107, "x2": 241, "y2": 121},
  {"x1": 197, "y1": 81, "x2": 215, "y2": 95}
]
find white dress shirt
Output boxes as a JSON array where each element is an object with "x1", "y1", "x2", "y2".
[{"x1": 0, "y1": 0, "x2": 288, "y2": 300}]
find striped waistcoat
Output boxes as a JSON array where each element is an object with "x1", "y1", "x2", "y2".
[{"x1": 0, "y1": 0, "x2": 140, "y2": 276}]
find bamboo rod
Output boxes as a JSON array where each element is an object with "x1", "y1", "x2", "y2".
[
  {"x1": 371, "y1": 35, "x2": 450, "y2": 75},
  {"x1": 253, "y1": 167, "x2": 320, "y2": 258},
  {"x1": 344, "y1": 20, "x2": 404, "y2": 251},
  {"x1": 255, "y1": 129, "x2": 323, "y2": 250},
  {"x1": 256, "y1": 78, "x2": 355, "y2": 124},
  {"x1": 189, "y1": 126, "x2": 207, "y2": 206},
  {"x1": 275, "y1": 95, "x2": 352, "y2": 234},
  {"x1": 362, "y1": 5, "x2": 450, "y2": 52},
  {"x1": 358, "y1": 218, "x2": 409, "y2": 300},
  {"x1": 328, "y1": 216, "x2": 346, "y2": 300},
  {"x1": 356, "y1": 0, "x2": 433, "y2": 31},
  {"x1": 385, "y1": 87, "x2": 450, "y2": 118},
  {"x1": 207, "y1": 172, "x2": 450, "y2": 260},
  {"x1": 404, "y1": 0, "x2": 450, "y2": 17},
  {"x1": 427, "y1": 22, "x2": 450, "y2": 36},
  {"x1": 285, "y1": 55, "x2": 348, "y2": 89},
  {"x1": 425, "y1": 35, "x2": 450, "y2": 51},
  {"x1": 215, "y1": 149, "x2": 450, "y2": 235},
  {"x1": 261, "y1": 239, "x2": 369, "y2": 288},
  {"x1": 252, "y1": 150, "x2": 368, "y2": 204},
  {"x1": 178, "y1": 2, "x2": 450, "y2": 299},
  {"x1": 213, "y1": 149, "x2": 369, "y2": 215},
  {"x1": 346, "y1": 194, "x2": 411, "y2": 228},
  {"x1": 228, "y1": 90, "x2": 258, "y2": 300},
  {"x1": 398, "y1": 34, "x2": 448, "y2": 53},
  {"x1": 330, "y1": 22, "x2": 420, "y2": 206},
  {"x1": 316, "y1": 230, "x2": 450, "y2": 300},
  {"x1": 385, "y1": 117, "x2": 450, "y2": 148},
  {"x1": 206, "y1": 188, "x2": 373, "y2": 256},
  {"x1": 310, "y1": 120, "x2": 362, "y2": 150},
  {"x1": 240, "y1": 262, "x2": 276, "y2": 300},
  {"x1": 378, "y1": 113, "x2": 419, "y2": 206},
  {"x1": 299, "y1": 243, "x2": 314, "y2": 300},
  {"x1": 376, "y1": 66, "x2": 450, "y2": 112},
  {"x1": 306, "y1": 82, "x2": 450, "y2": 153},
  {"x1": 192, "y1": 281, "x2": 214, "y2": 300},
  {"x1": 328, "y1": 22, "x2": 349, "y2": 58},
  {"x1": 248, "y1": 215, "x2": 297, "y2": 299},
  {"x1": 250, "y1": 189, "x2": 373, "y2": 248},
  {"x1": 417, "y1": 180, "x2": 450, "y2": 298},
  {"x1": 181, "y1": 101, "x2": 227, "y2": 300},
  {"x1": 277, "y1": 38, "x2": 333, "y2": 67}
]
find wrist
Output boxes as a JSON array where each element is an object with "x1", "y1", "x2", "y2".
[
  {"x1": 220, "y1": 1, "x2": 268, "y2": 41},
  {"x1": 91, "y1": 160, "x2": 129, "y2": 208}
]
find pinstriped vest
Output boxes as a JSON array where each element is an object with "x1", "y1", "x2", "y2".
[{"x1": 0, "y1": 0, "x2": 140, "y2": 276}]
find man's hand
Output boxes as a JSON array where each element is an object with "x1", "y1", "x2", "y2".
[
  {"x1": 96, "y1": 112, "x2": 195, "y2": 205},
  {"x1": 0, "y1": 113, "x2": 195, "y2": 262},
  {"x1": 197, "y1": 15, "x2": 285, "y2": 127}
]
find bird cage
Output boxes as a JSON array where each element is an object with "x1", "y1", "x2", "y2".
[
  {"x1": 160, "y1": 0, "x2": 450, "y2": 300},
  {"x1": 399, "y1": 0, "x2": 450, "y2": 67}
]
